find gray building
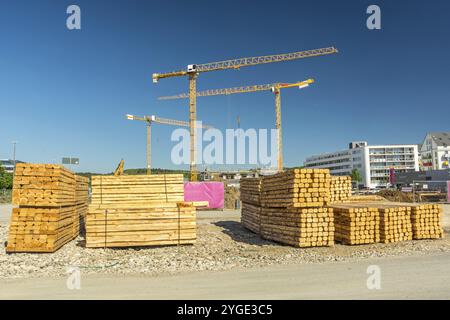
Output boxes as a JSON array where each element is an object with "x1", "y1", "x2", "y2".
[{"x1": 0, "y1": 159, "x2": 24, "y2": 174}]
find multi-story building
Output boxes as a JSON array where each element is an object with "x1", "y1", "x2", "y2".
[
  {"x1": 304, "y1": 142, "x2": 419, "y2": 188},
  {"x1": 0, "y1": 159, "x2": 24, "y2": 174},
  {"x1": 419, "y1": 132, "x2": 450, "y2": 171}
]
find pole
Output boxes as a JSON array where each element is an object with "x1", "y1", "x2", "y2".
[
  {"x1": 147, "y1": 121, "x2": 151, "y2": 175},
  {"x1": 189, "y1": 73, "x2": 198, "y2": 181},
  {"x1": 274, "y1": 89, "x2": 283, "y2": 172},
  {"x1": 12, "y1": 141, "x2": 17, "y2": 177}
]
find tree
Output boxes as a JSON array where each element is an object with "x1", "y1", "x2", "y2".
[
  {"x1": 351, "y1": 169, "x2": 362, "y2": 186},
  {"x1": 0, "y1": 165, "x2": 13, "y2": 190}
]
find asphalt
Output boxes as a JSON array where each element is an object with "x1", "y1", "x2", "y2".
[{"x1": 1, "y1": 253, "x2": 449, "y2": 299}]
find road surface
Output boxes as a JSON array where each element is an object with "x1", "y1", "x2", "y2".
[{"x1": 1, "y1": 253, "x2": 449, "y2": 299}]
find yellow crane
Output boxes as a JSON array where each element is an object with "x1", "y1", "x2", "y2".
[
  {"x1": 152, "y1": 46, "x2": 338, "y2": 180},
  {"x1": 126, "y1": 114, "x2": 212, "y2": 175},
  {"x1": 114, "y1": 159, "x2": 125, "y2": 176},
  {"x1": 158, "y1": 79, "x2": 314, "y2": 171}
]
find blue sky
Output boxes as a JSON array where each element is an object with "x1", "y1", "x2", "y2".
[{"x1": 1, "y1": 0, "x2": 449, "y2": 173}]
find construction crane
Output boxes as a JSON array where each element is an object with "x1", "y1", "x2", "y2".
[
  {"x1": 114, "y1": 159, "x2": 125, "y2": 176},
  {"x1": 158, "y1": 79, "x2": 314, "y2": 171},
  {"x1": 152, "y1": 46, "x2": 338, "y2": 180},
  {"x1": 126, "y1": 114, "x2": 212, "y2": 175}
]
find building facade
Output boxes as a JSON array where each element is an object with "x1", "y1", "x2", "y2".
[
  {"x1": 419, "y1": 132, "x2": 450, "y2": 171},
  {"x1": 304, "y1": 142, "x2": 419, "y2": 188},
  {"x1": 0, "y1": 159, "x2": 24, "y2": 174}
]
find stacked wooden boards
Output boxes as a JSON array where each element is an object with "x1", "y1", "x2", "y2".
[
  {"x1": 74, "y1": 175, "x2": 89, "y2": 236},
  {"x1": 86, "y1": 174, "x2": 196, "y2": 248},
  {"x1": 330, "y1": 176, "x2": 352, "y2": 203},
  {"x1": 12, "y1": 164, "x2": 76, "y2": 207},
  {"x1": 411, "y1": 204, "x2": 443, "y2": 239},
  {"x1": 6, "y1": 164, "x2": 89, "y2": 253},
  {"x1": 260, "y1": 206, "x2": 334, "y2": 247},
  {"x1": 90, "y1": 175, "x2": 184, "y2": 205},
  {"x1": 369, "y1": 203, "x2": 413, "y2": 243},
  {"x1": 258, "y1": 169, "x2": 334, "y2": 248},
  {"x1": 240, "y1": 178, "x2": 262, "y2": 234},
  {"x1": 330, "y1": 203, "x2": 380, "y2": 245},
  {"x1": 261, "y1": 169, "x2": 331, "y2": 208}
]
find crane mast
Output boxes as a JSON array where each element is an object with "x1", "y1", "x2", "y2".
[
  {"x1": 158, "y1": 79, "x2": 314, "y2": 171},
  {"x1": 152, "y1": 47, "x2": 337, "y2": 180},
  {"x1": 126, "y1": 114, "x2": 211, "y2": 175}
]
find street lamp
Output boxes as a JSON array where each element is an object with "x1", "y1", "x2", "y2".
[{"x1": 11, "y1": 141, "x2": 18, "y2": 177}]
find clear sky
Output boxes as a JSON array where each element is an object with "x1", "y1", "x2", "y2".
[{"x1": 1, "y1": 0, "x2": 449, "y2": 173}]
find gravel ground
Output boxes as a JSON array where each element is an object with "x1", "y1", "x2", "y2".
[{"x1": 1, "y1": 210, "x2": 449, "y2": 280}]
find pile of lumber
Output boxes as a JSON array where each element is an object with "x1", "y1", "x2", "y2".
[
  {"x1": 6, "y1": 164, "x2": 89, "y2": 253},
  {"x1": 330, "y1": 176, "x2": 352, "y2": 203},
  {"x1": 331, "y1": 203, "x2": 380, "y2": 245},
  {"x1": 86, "y1": 203, "x2": 196, "y2": 248},
  {"x1": 240, "y1": 178, "x2": 262, "y2": 233},
  {"x1": 410, "y1": 204, "x2": 444, "y2": 239},
  {"x1": 90, "y1": 175, "x2": 184, "y2": 205},
  {"x1": 74, "y1": 175, "x2": 89, "y2": 236},
  {"x1": 345, "y1": 195, "x2": 386, "y2": 202},
  {"x1": 261, "y1": 169, "x2": 331, "y2": 208},
  {"x1": 260, "y1": 206, "x2": 334, "y2": 247},
  {"x1": 374, "y1": 204, "x2": 413, "y2": 243},
  {"x1": 12, "y1": 164, "x2": 76, "y2": 207},
  {"x1": 257, "y1": 169, "x2": 334, "y2": 248},
  {"x1": 86, "y1": 174, "x2": 196, "y2": 248}
]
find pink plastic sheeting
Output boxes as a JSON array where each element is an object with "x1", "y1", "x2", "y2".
[
  {"x1": 184, "y1": 182, "x2": 224, "y2": 209},
  {"x1": 448, "y1": 181, "x2": 450, "y2": 202}
]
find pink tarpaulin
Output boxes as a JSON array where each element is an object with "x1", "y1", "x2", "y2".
[
  {"x1": 448, "y1": 181, "x2": 450, "y2": 202},
  {"x1": 184, "y1": 182, "x2": 224, "y2": 209}
]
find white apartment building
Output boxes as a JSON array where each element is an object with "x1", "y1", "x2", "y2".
[
  {"x1": 419, "y1": 132, "x2": 450, "y2": 171},
  {"x1": 304, "y1": 142, "x2": 419, "y2": 188}
]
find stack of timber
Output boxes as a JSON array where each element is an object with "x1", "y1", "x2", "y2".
[
  {"x1": 86, "y1": 174, "x2": 196, "y2": 248},
  {"x1": 261, "y1": 169, "x2": 331, "y2": 208},
  {"x1": 12, "y1": 164, "x2": 76, "y2": 207},
  {"x1": 330, "y1": 203, "x2": 380, "y2": 245},
  {"x1": 380, "y1": 202, "x2": 444, "y2": 240},
  {"x1": 371, "y1": 203, "x2": 413, "y2": 243},
  {"x1": 258, "y1": 169, "x2": 334, "y2": 248},
  {"x1": 345, "y1": 195, "x2": 386, "y2": 203},
  {"x1": 330, "y1": 176, "x2": 352, "y2": 203},
  {"x1": 86, "y1": 203, "x2": 196, "y2": 248},
  {"x1": 409, "y1": 203, "x2": 443, "y2": 239},
  {"x1": 260, "y1": 206, "x2": 334, "y2": 247},
  {"x1": 240, "y1": 178, "x2": 262, "y2": 233},
  {"x1": 74, "y1": 175, "x2": 89, "y2": 236},
  {"x1": 6, "y1": 164, "x2": 88, "y2": 253},
  {"x1": 90, "y1": 175, "x2": 184, "y2": 204}
]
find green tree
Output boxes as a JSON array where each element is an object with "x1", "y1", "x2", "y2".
[
  {"x1": 351, "y1": 168, "x2": 362, "y2": 186},
  {"x1": 0, "y1": 165, "x2": 13, "y2": 189}
]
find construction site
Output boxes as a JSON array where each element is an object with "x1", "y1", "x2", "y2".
[{"x1": 1, "y1": 1, "x2": 450, "y2": 302}]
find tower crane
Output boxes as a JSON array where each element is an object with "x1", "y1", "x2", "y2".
[
  {"x1": 126, "y1": 114, "x2": 212, "y2": 175},
  {"x1": 158, "y1": 79, "x2": 314, "y2": 171},
  {"x1": 152, "y1": 46, "x2": 338, "y2": 180}
]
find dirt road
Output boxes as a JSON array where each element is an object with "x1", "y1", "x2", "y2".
[{"x1": 1, "y1": 253, "x2": 449, "y2": 299}]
